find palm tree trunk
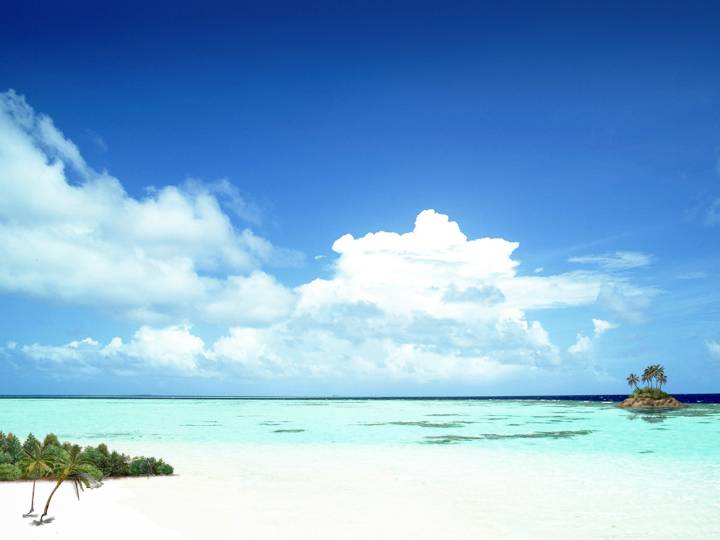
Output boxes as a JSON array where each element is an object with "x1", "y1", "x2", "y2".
[
  {"x1": 40, "y1": 480, "x2": 63, "y2": 522},
  {"x1": 23, "y1": 480, "x2": 36, "y2": 516}
]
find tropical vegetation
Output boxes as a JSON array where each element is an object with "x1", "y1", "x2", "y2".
[
  {"x1": 626, "y1": 364, "x2": 671, "y2": 398},
  {"x1": 0, "y1": 431, "x2": 174, "y2": 522}
]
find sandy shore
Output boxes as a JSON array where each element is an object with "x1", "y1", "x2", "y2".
[{"x1": 1, "y1": 444, "x2": 718, "y2": 540}]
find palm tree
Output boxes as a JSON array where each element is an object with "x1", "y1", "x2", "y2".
[
  {"x1": 641, "y1": 366, "x2": 654, "y2": 388},
  {"x1": 19, "y1": 439, "x2": 54, "y2": 517},
  {"x1": 40, "y1": 446, "x2": 102, "y2": 523},
  {"x1": 654, "y1": 365, "x2": 666, "y2": 387},
  {"x1": 626, "y1": 373, "x2": 640, "y2": 391},
  {"x1": 651, "y1": 364, "x2": 662, "y2": 388}
]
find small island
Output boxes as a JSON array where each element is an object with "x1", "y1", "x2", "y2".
[{"x1": 619, "y1": 364, "x2": 686, "y2": 409}]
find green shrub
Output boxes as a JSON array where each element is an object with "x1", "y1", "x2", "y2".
[
  {"x1": 155, "y1": 461, "x2": 174, "y2": 475},
  {"x1": 0, "y1": 432, "x2": 173, "y2": 479},
  {"x1": 107, "y1": 451, "x2": 130, "y2": 477},
  {"x1": 43, "y1": 444, "x2": 66, "y2": 462},
  {"x1": 4, "y1": 434, "x2": 22, "y2": 463},
  {"x1": 22, "y1": 433, "x2": 40, "y2": 454},
  {"x1": 128, "y1": 457, "x2": 153, "y2": 476},
  {"x1": 82, "y1": 446, "x2": 109, "y2": 474},
  {"x1": 43, "y1": 433, "x2": 61, "y2": 448},
  {"x1": 632, "y1": 388, "x2": 671, "y2": 400},
  {"x1": 0, "y1": 463, "x2": 21, "y2": 481},
  {"x1": 62, "y1": 442, "x2": 81, "y2": 455}
]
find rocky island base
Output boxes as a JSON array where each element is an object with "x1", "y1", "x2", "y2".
[
  {"x1": 617, "y1": 387, "x2": 686, "y2": 409},
  {"x1": 618, "y1": 395, "x2": 686, "y2": 408}
]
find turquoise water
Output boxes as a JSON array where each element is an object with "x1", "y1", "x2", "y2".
[{"x1": 1, "y1": 398, "x2": 718, "y2": 460}]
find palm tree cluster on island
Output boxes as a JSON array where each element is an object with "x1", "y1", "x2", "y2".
[
  {"x1": 0, "y1": 432, "x2": 174, "y2": 524},
  {"x1": 626, "y1": 364, "x2": 669, "y2": 398}
]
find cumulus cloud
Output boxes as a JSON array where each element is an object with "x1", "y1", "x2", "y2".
[
  {"x1": 0, "y1": 90, "x2": 298, "y2": 324},
  {"x1": 122, "y1": 325, "x2": 206, "y2": 370},
  {"x1": 21, "y1": 325, "x2": 207, "y2": 372},
  {"x1": 569, "y1": 251, "x2": 653, "y2": 270},
  {"x1": 1, "y1": 91, "x2": 658, "y2": 383},
  {"x1": 568, "y1": 318, "x2": 618, "y2": 355},
  {"x1": 13, "y1": 207, "x2": 653, "y2": 382},
  {"x1": 205, "y1": 212, "x2": 651, "y2": 381},
  {"x1": 23, "y1": 337, "x2": 104, "y2": 363}
]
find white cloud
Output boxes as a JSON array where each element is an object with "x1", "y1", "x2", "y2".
[
  {"x1": 12, "y1": 208, "x2": 654, "y2": 382},
  {"x1": 569, "y1": 251, "x2": 653, "y2": 270},
  {"x1": 596, "y1": 282, "x2": 657, "y2": 322},
  {"x1": 209, "y1": 325, "x2": 523, "y2": 382},
  {"x1": 202, "y1": 272, "x2": 297, "y2": 325},
  {"x1": 568, "y1": 318, "x2": 618, "y2": 355},
  {"x1": 20, "y1": 325, "x2": 206, "y2": 372},
  {"x1": 1, "y1": 91, "x2": 658, "y2": 383},
  {"x1": 568, "y1": 334, "x2": 593, "y2": 355},
  {"x1": 206, "y1": 212, "x2": 653, "y2": 381},
  {"x1": 22, "y1": 337, "x2": 101, "y2": 363},
  {"x1": 592, "y1": 318, "x2": 617, "y2": 336},
  {"x1": 0, "y1": 90, "x2": 297, "y2": 324},
  {"x1": 123, "y1": 325, "x2": 206, "y2": 371}
]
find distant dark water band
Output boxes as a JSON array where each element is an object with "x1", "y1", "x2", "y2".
[{"x1": 1, "y1": 394, "x2": 720, "y2": 403}]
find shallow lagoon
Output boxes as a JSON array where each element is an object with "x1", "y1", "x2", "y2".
[{"x1": 1, "y1": 398, "x2": 718, "y2": 461}]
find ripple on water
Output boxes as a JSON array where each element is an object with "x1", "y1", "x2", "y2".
[
  {"x1": 423, "y1": 430, "x2": 595, "y2": 445},
  {"x1": 84, "y1": 431, "x2": 141, "y2": 439},
  {"x1": 360, "y1": 420, "x2": 475, "y2": 429},
  {"x1": 273, "y1": 429, "x2": 306, "y2": 433}
]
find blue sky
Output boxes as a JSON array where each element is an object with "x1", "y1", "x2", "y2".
[{"x1": 1, "y1": 1, "x2": 719, "y2": 395}]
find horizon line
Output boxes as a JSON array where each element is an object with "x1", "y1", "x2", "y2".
[{"x1": 1, "y1": 392, "x2": 718, "y2": 400}]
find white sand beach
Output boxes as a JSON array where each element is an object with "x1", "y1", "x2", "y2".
[{"x1": 2, "y1": 444, "x2": 718, "y2": 540}]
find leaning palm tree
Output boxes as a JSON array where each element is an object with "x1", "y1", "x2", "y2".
[
  {"x1": 626, "y1": 373, "x2": 640, "y2": 391},
  {"x1": 40, "y1": 446, "x2": 102, "y2": 523},
  {"x1": 19, "y1": 439, "x2": 54, "y2": 517}
]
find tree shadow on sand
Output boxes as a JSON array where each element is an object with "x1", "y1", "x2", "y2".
[{"x1": 31, "y1": 517, "x2": 55, "y2": 526}]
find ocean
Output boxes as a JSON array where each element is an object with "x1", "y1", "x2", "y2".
[
  {"x1": 2, "y1": 396, "x2": 720, "y2": 539},
  {"x1": 1, "y1": 396, "x2": 719, "y2": 459}
]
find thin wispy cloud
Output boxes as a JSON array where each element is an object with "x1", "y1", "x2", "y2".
[{"x1": 569, "y1": 251, "x2": 653, "y2": 270}]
